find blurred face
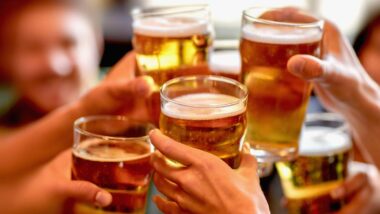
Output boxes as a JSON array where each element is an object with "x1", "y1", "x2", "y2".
[
  {"x1": 7, "y1": 5, "x2": 100, "y2": 113},
  {"x1": 359, "y1": 27, "x2": 380, "y2": 85}
]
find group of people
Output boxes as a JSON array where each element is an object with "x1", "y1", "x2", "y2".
[{"x1": 0, "y1": 1, "x2": 379, "y2": 214}]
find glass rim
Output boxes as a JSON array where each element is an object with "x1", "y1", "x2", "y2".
[
  {"x1": 131, "y1": 4, "x2": 210, "y2": 19},
  {"x1": 74, "y1": 115, "x2": 155, "y2": 142},
  {"x1": 243, "y1": 7, "x2": 324, "y2": 28},
  {"x1": 160, "y1": 75, "x2": 248, "y2": 108}
]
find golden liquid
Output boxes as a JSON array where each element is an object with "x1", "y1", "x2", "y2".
[
  {"x1": 240, "y1": 29, "x2": 321, "y2": 160},
  {"x1": 160, "y1": 93, "x2": 247, "y2": 168},
  {"x1": 133, "y1": 33, "x2": 212, "y2": 86},
  {"x1": 133, "y1": 18, "x2": 212, "y2": 125},
  {"x1": 276, "y1": 146, "x2": 350, "y2": 213},
  {"x1": 71, "y1": 139, "x2": 152, "y2": 214}
]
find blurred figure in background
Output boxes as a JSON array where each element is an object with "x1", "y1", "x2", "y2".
[
  {"x1": 0, "y1": 0, "x2": 101, "y2": 133},
  {"x1": 354, "y1": 10, "x2": 380, "y2": 85}
]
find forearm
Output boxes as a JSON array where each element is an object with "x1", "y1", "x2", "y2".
[
  {"x1": 0, "y1": 103, "x2": 81, "y2": 178},
  {"x1": 343, "y1": 82, "x2": 380, "y2": 168}
]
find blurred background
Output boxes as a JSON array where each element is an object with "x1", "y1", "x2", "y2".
[
  {"x1": 1, "y1": 0, "x2": 379, "y2": 115},
  {"x1": 98, "y1": 0, "x2": 380, "y2": 66}
]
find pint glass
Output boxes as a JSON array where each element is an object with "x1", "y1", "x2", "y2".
[
  {"x1": 71, "y1": 116, "x2": 154, "y2": 214},
  {"x1": 276, "y1": 113, "x2": 352, "y2": 213},
  {"x1": 160, "y1": 75, "x2": 247, "y2": 169},
  {"x1": 132, "y1": 5, "x2": 213, "y2": 85},
  {"x1": 132, "y1": 5, "x2": 213, "y2": 124},
  {"x1": 240, "y1": 8, "x2": 324, "y2": 161}
]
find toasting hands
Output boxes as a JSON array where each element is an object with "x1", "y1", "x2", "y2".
[{"x1": 149, "y1": 129, "x2": 270, "y2": 214}]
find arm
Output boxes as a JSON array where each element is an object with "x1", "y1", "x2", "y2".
[
  {"x1": 287, "y1": 20, "x2": 380, "y2": 168},
  {"x1": 0, "y1": 76, "x2": 154, "y2": 178}
]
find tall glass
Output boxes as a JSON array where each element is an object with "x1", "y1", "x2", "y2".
[
  {"x1": 71, "y1": 116, "x2": 155, "y2": 214},
  {"x1": 132, "y1": 5, "x2": 214, "y2": 124},
  {"x1": 276, "y1": 113, "x2": 352, "y2": 213},
  {"x1": 160, "y1": 75, "x2": 247, "y2": 169},
  {"x1": 240, "y1": 7, "x2": 324, "y2": 161}
]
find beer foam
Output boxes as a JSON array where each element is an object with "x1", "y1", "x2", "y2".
[
  {"x1": 133, "y1": 17, "x2": 209, "y2": 37},
  {"x1": 242, "y1": 25, "x2": 322, "y2": 44},
  {"x1": 299, "y1": 127, "x2": 351, "y2": 156},
  {"x1": 162, "y1": 93, "x2": 246, "y2": 120},
  {"x1": 73, "y1": 139, "x2": 151, "y2": 162}
]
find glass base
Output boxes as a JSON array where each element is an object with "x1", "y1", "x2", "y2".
[{"x1": 250, "y1": 147, "x2": 297, "y2": 162}]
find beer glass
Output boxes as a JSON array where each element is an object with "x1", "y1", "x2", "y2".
[
  {"x1": 132, "y1": 5, "x2": 214, "y2": 124},
  {"x1": 132, "y1": 5, "x2": 213, "y2": 85},
  {"x1": 71, "y1": 116, "x2": 155, "y2": 214},
  {"x1": 160, "y1": 75, "x2": 248, "y2": 169},
  {"x1": 240, "y1": 7, "x2": 324, "y2": 161},
  {"x1": 276, "y1": 113, "x2": 352, "y2": 213}
]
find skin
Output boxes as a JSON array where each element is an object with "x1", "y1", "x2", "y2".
[
  {"x1": 149, "y1": 130, "x2": 270, "y2": 214},
  {"x1": 359, "y1": 27, "x2": 380, "y2": 85},
  {"x1": 287, "y1": 20, "x2": 380, "y2": 168},
  {"x1": 331, "y1": 169, "x2": 380, "y2": 214},
  {"x1": 284, "y1": 8, "x2": 380, "y2": 213},
  {"x1": 0, "y1": 150, "x2": 112, "y2": 214},
  {"x1": 4, "y1": 4, "x2": 99, "y2": 114}
]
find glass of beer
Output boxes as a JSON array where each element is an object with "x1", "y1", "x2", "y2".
[
  {"x1": 160, "y1": 75, "x2": 247, "y2": 169},
  {"x1": 132, "y1": 5, "x2": 213, "y2": 124},
  {"x1": 240, "y1": 7, "x2": 324, "y2": 161},
  {"x1": 276, "y1": 113, "x2": 352, "y2": 213},
  {"x1": 71, "y1": 116, "x2": 155, "y2": 214}
]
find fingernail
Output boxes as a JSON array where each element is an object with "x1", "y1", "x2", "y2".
[
  {"x1": 149, "y1": 129, "x2": 158, "y2": 135},
  {"x1": 95, "y1": 191, "x2": 112, "y2": 207},
  {"x1": 330, "y1": 187, "x2": 344, "y2": 199},
  {"x1": 136, "y1": 82, "x2": 149, "y2": 95},
  {"x1": 292, "y1": 58, "x2": 306, "y2": 74}
]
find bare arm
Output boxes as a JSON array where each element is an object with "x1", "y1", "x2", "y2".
[
  {"x1": 288, "y1": 20, "x2": 380, "y2": 168},
  {"x1": 0, "y1": 76, "x2": 154, "y2": 178}
]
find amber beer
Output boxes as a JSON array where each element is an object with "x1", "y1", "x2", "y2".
[
  {"x1": 240, "y1": 8, "x2": 323, "y2": 161},
  {"x1": 133, "y1": 16, "x2": 212, "y2": 85},
  {"x1": 276, "y1": 114, "x2": 352, "y2": 213},
  {"x1": 159, "y1": 76, "x2": 248, "y2": 169},
  {"x1": 132, "y1": 6, "x2": 213, "y2": 125},
  {"x1": 71, "y1": 116, "x2": 154, "y2": 214},
  {"x1": 72, "y1": 140, "x2": 152, "y2": 214}
]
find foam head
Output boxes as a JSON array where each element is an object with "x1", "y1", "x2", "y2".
[
  {"x1": 299, "y1": 126, "x2": 351, "y2": 157},
  {"x1": 162, "y1": 93, "x2": 246, "y2": 120},
  {"x1": 73, "y1": 139, "x2": 151, "y2": 162},
  {"x1": 242, "y1": 25, "x2": 322, "y2": 45},
  {"x1": 133, "y1": 17, "x2": 209, "y2": 38}
]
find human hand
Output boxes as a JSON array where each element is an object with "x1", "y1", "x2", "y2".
[
  {"x1": 74, "y1": 75, "x2": 155, "y2": 122},
  {"x1": 0, "y1": 150, "x2": 112, "y2": 214},
  {"x1": 330, "y1": 163, "x2": 380, "y2": 214},
  {"x1": 105, "y1": 51, "x2": 136, "y2": 82},
  {"x1": 285, "y1": 9, "x2": 380, "y2": 166},
  {"x1": 149, "y1": 129, "x2": 270, "y2": 214}
]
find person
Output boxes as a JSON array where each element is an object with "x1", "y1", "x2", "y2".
[
  {"x1": 353, "y1": 11, "x2": 380, "y2": 85},
  {"x1": 148, "y1": 8, "x2": 380, "y2": 214},
  {"x1": 0, "y1": 0, "x2": 101, "y2": 133},
  {"x1": 0, "y1": 68, "x2": 155, "y2": 214}
]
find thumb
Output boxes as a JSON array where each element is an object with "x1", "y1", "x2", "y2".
[
  {"x1": 106, "y1": 75, "x2": 155, "y2": 99},
  {"x1": 238, "y1": 143, "x2": 258, "y2": 177},
  {"x1": 57, "y1": 180, "x2": 112, "y2": 207},
  {"x1": 330, "y1": 173, "x2": 369, "y2": 200},
  {"x1": 287, "y1": 55, "x2": 340, "y2": 84}
]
